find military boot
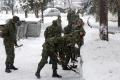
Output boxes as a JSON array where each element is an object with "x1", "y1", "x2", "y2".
[
  {"x1": 52, "y1": 69, "x2": 62, "y2": 78},
  {"x1": 35, "y1": 68, "x2": 41, "y2": 79},
  {"x1": 10, "y1": 64, "x2": 18, "y2": 70},
  {"x1": 35, "y1": 72, "x2": 40, "y2": 79},
  {"x1": 5, "y1": 64, "x2": 11, "y2": 73}
]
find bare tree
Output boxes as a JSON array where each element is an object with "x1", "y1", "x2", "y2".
[
  {"x1": 117, "y1": 0, "x2": 120, "y2": 27},
  {"x1": 99, "y1": 0, "x2": 108, "y2": 41},
  {"x1": 33, "y1": 0, "x2": 41, "y2": 18}
]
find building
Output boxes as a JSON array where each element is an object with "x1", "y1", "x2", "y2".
[{"x1": 65, "y1": 0, "x2": 88, "y2": 9}]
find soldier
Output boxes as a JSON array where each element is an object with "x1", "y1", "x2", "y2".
[
  {"x1": 62, "y1": 21, "x2": 76, "y2": 70},
  {"x1": 35, "y1": 32, "x2": 78, "y2": 79},
  {"x1": 3, "y1": 16, "x2": 21, "y2": 73},
  {"x1": 74, "y1": 19, "x2": 86, "y2": 57},
  {"x1": 56, "y1": 15, "x2": 62, "y2": 33},
  {"x1": 44, "y1": 20, "x2": 61, "y2": 40},
  {"x1": 44, "y1": 20, "x2": 62, "y2": 64},
  {"x1": 67, "y1": 9, "x2": 75, "y2": 25}
]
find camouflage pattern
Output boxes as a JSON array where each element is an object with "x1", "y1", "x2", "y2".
[
  {"x1": 74, "y1": 19, "x2": 86, "y2": 45},
  {"x1": 67, "y1": 9, "x2": 80, "y2": 25},
  {"x1": 36, "y1": 33, "x2": 77, "y2": 72},
  {"x1": 44, "y1": 20, "x2": 62, "y2": 65},
  {"x1": 73, "y1": 19, "x2": 86, "y2": 57},
  {"x1": 64, "y1": 24, "x2": 73, "y2": 34},
  {"x1": 67, "y1": 9, "x2": 75, "y2": 24},
  {"x1": 44, "y1": 20, "x2": 61, "y2": 40},
  {"x1": 56, "y1": 15, "x2": 62, "y2": 33},
  {"x1": 63, "y1": 18, "x2": 85, "y2": 64},
  {"x1": 3, "y1": 16, "x2": 20, "y2": 66}
]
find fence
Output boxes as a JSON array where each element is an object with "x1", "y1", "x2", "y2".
[
  {"x1": 17, "y1": 20, "x2": 41, "y2": 40},
  {"x1": 0, "y1": 20, "x2": 41, "y2": 39}
]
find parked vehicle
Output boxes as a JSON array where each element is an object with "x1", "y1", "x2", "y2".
[{"x1": 43, "y1": 8, "x2": 60, "y2": 17}]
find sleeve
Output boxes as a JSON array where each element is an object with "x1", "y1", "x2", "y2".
[
  {"x1": 8, "y1": 23, "x2": 17, "y2": 44},
  {"x1": 44, "y1": 27, "x2": 48, "y2": 39}
]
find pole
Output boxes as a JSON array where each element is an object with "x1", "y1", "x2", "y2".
[{"x1": 41, "y1": 0, "x2": 44, "y2": 23}]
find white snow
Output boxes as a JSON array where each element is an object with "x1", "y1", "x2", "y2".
[
  {"x1": 0, "y1": 13, "x2": 120, "y2": 80},
  {"x1": 0, "y1": 13, "x2": 80, "y2": 80}
]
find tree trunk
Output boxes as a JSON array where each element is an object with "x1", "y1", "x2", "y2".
[
  {"x1": 5, "y1": 8, "x2": 8, "y2": 14},
  {"x1": 41, "y1": 3, "x2": 44, "y2": 23},
  {"x1": 12, "y1": 9, "x2": 14, "y2": 15},
  {"x1": 11, "y1": 0, "x2": 14, "y2": 15},
  {"x1": 118, "y1": 1, "x2": 120, "y2": 28},
  {"x1": 35, "y1": 10, "x2": 39, "y2": 18},
  {"x1": 118, "y1": 8, "x2": 120, "y2": 27},
  {"x1": 25, "y1": 10, "x2": 28, "y2": 18},
  {"x1": 99, "y1": 0, "x2": 108, "y2": 41}
]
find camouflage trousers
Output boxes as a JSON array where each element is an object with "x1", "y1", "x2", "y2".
[
  {"x1": 4, "y1": 41, "x2": 15, "y2": 65},
  {"x1": 37, "y1": 49, "x2": 58, "y2": 73}
]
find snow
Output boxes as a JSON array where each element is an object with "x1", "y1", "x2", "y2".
[
  {"x1": 81, "y1": 17, "x2": 120, "y2": 80},
  {"x1": 0, "y1": 13, "x2": 80, "y2": 80},
  {"x1": 0, "y1": 13, "x2": 120, "y2": 80}
]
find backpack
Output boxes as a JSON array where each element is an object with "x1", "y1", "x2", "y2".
[{"x1": 0, "y1": 25, "x2": 8, "y2": 38}]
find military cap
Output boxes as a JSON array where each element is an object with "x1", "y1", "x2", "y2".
[
  {"x1": 13, "y1": 16, "x2": 20, "y2": 23},
  {"x1": 52, "y1": 20, "x2": 57, "y2": 25}
]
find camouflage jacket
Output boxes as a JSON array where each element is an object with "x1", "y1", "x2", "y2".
[
  {"x1": 64, "y1": 24, "x2": 73, "y2": 34},
  {"x1": 44, "y1": 24, "x2": 61, "y2": 40},
  {"x1": 4, "y1": 19, "x2": 17, "y2": 44},
  {"x1": 74, "y1": 26, "x2": 86, "y2": 45},
  {"x1": 43, "y1": 33, "x2": 76, "y2": 55}
]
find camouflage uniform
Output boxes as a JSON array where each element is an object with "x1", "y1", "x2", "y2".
[
  {"x1": 44, "y1": 20, "x2": 61, "y2": 40},
  {"x1": 74, "y1": 19, "x2": 86, "y2": 57},
  {"x1": 35, "y1": 33, "x2": 77, "y2": 78},
  {"x1": 44, "y1": 20, "x2": 62, "y2": 65},
  {"x1": 3, "y1": 16, "x2": 20, "y2": 73},
  {"x1": 44, "y1": 20, "x2": 62, "y2": 64},
  {"x1": 64, "y1": 24, "x2": 73, "y2": 34},
  {"x1": 67, "y1": 9, "x2": 75, "y2": 25},
  {"x1": 63, "y1": 18, "x2": 85, "y2": 67},
  {"x1": 63, "y1": 23, "x2": 76, "y2": 69},
  {"x1": 67, "y1": 9, "x2": 80, "y2": 25},
  {"x1": 56, "y1": 15, "x2": 62, "y2": 33},
  {"x1": 36, "y1": 20, "x2": 62, "y2": 78}
]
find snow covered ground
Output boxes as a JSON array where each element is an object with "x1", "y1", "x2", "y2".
[
  {"x1": 81, "y1": 17, "x2": 120, "y2": 80},
  {"x1": 0, "y1": 13, "x2": 80, "y2": 80},
  {"x1": 0, "y1": 13, "x2": 120, "y2": 80}
]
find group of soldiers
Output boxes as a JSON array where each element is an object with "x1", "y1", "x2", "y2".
[
  {"x1": 1, "y1": 9, "x2": 85, "y2": 79},
  {"x1": 35, "y1": 9, "x2": 86, "y2": 79}
]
